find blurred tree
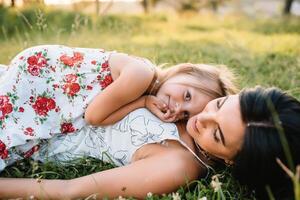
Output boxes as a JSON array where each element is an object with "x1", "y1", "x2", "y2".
[
  {"x1": 11, "y1": 0, "x2": 15, "y2": 7},
  {"x1": 23, "y1": 0, "x2": 45, "y2": 5},
  {"x1": 96, "y1": 0, "x2": 100, "y2": 15},
  {"x1": 209, "y1": 0, "x2": 226, "y2": 12},
  {"x1": 141, "y1": 0, "x2": 161, "y2": 13},
  {"x1": 283, "y1": 0, "x2": 294, "y2": 14},
  {"x1": 165, "y1": 0, "x2": 228, "y2": 13}
]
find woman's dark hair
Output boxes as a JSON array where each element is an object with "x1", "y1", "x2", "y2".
[{"x1": 232, "y1": 86, "x2": 300, "y2": 199}]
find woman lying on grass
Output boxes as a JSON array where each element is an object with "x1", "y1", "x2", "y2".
[{"x1": 0, "y1": 87, "x2": 299, "y2": 200}]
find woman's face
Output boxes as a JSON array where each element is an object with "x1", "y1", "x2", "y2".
[
  {"x1": 156, "y1": 75, "x2": 214, "y2": 121},
  {"x1": 186, "y1": 95, "x2": 246, "y2": 162}
]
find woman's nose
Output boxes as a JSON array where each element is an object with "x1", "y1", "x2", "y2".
[{"x1": 196, "y1": 112, "x2": 216, "y2": 122}]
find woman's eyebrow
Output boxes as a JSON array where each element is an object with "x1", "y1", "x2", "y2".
[
  {"x1": 218, "y1": 96, "x2": 229, "y2": 146},
  {"x1": 219, "y1": 96, "x2": 229, "y2": 108}
]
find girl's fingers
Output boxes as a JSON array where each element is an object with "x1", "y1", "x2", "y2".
[
  {"x1": 163, "y1": 110, "x2": 171, "y2": 118},
  {"x1": 154, "y1": 100, "x2": 167, "y2": 110}
]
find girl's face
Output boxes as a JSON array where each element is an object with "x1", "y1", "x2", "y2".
[
  {"x1": 156, "y1": 75, "x2": 214, "y2": 121},
  {"x1": 186, "y1": 95, "x2": 246, "y2": 162}
]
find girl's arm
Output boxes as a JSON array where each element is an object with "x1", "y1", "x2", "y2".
[
  {"x1": 0, "y1": 149, "x2": 201, "y2": 199},
  {"x1": 93, "y1": 96, "x2": 146, "y2": 125},
  {"x1": 85, "y1": 53, "x2": 155, "y2": 126}
]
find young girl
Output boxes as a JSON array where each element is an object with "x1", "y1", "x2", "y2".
[{"x1": 0, "y1": 45, "x2": 236, "y2": 168}]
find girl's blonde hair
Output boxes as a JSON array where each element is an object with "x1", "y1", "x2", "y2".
[{"x1": 156, "y1": 63, "x2": 238, "y2": 98}]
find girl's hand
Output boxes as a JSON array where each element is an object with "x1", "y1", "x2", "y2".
[{"x1": 144, "y1": 96, "x2": 177, "y2": 122}]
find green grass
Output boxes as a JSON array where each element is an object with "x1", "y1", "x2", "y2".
[{"x1": 0, "y1": 6, "x2": 299, "y2": 199}]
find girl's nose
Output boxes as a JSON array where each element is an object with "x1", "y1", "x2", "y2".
[{"x1": 173, "y1": 102, "x2": 182, "y2": 115}]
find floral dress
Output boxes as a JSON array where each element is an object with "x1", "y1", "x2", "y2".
[{"x1": 0, "y1": 45, "x2": 114, "y2": 170}]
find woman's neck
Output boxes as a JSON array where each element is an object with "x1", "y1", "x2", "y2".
[
  {"x1": 176, "y1": 122, "x2": 215, "y2": 166},
  {"x1": 176, "y1": 122, "x2": 196, "y2": 152}
]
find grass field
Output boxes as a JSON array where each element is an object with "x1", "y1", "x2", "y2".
[{"x1": 0, "y1": 6, "x2": 299, "y2": 199}]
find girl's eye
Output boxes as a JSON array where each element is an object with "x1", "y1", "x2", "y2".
[
  {"x1": 213, "y1": 129, "x2": 220, "y2": 143},
  {"x1": 216, "y1": 99, "x2": 222, "y2": 109},
  {"x1": 184, "y1": 91, "x2": 191, "y2": 101}
]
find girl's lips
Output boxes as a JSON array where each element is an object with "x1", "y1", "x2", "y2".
[{"x1": 167, "y1": 95, "x2": 171, "y2": 109}]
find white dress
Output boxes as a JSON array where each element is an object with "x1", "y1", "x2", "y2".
[{"x1": 0, "y1": 45, "x2": 113, "y2": 169}]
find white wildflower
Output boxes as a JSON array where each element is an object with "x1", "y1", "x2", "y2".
[
  {"x1": 147, "y1": 192, "x2": 153, "y2": 198},
  {"x1": 172, "y1": 192, "x2": 181, "y2": 200},
  {"x1": 210, "y1": 174, "x2": 222, "y2": 192},
  {"x1": 198, "y1": 197, "x2": 208, "y2": 200},
  {"x1": 117, "y1": 196, "x2": 126, "y2": 200}
]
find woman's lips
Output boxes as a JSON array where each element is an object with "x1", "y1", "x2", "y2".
[
  {"x1": 193, "y1": 117, "x2": 198, "y2": 133},
  {"x1": 189, "y1": 116, "x2": 198, "y2": 133}
]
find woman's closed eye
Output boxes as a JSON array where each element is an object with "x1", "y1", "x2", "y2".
[
  {"x1": 213, "y1": 97, "x2": 228, "y2": 145},
  {"x1": 213, "y1": 128, "x2": 220, "y2": 143}
]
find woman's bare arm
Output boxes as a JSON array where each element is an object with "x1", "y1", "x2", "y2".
[
  {"x1": 84, "y1": 53, "x2": 155, "y2": 126},
  {"x1": 0, "y1": 149, "x2": 201, "y2": 199}
]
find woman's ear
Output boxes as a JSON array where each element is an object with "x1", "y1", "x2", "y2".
[{"x1": 224, "y1": 159, "x2": 234, "y2": 166}]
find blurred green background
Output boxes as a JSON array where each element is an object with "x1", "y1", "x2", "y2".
[{"x1": 0, "y1": 0, "x2": 299, "y2": 199}]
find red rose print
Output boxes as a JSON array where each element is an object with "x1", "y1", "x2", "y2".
[
  {"x1": 47, "y1": 98, "x2": 56, "y2": 110},
  {"x1": 27, "y1": 52, "x2": 47, "y2": 70},
  {"x1": 29, "y1": 96, "x2": 34, "y2": 103},
  {"x1": 36, "y1": 53, "x2": 47, "y2": 68},
  {"x1": 60, "y1": 52, "x2": 83, "y2": 67},
  {"x1": 24, "y1": 145, "x2": 40, "y2": 158},
  {"x1": 100, "y1": 74, "x2": 113, "y2": 89},
  {"x1": 32, "y1": 96, "x2": 56, "y2": 116},
  {"x1": 28, "y1": 65, "x2": 40, "y2": 76},
  {"x1": 55, "y1": 107, "x2": 61, "y2": 112},
  {"x1": 50, "y1": 66, "x2": 56, "y2": 72},
  {"x1": 102, "y1": 60, "x2": 109, "y2": 69},
  {"x1": 0, "y1": 95, "x2": 13, "y2": 120},
  {"x1": 91, "y1": 60, "x2": 97, "y2": 65},
  {"x1": 60, "y1": 122, "x2": 75, "y2": 134},
  {"x1": 1, "y1": 103, "x2": 13, "y2": 115},
  {"x1": 86, "y1": 85, "x2": 93, "y2": 90},
  {"x1": 73, "y1": 52, "x2": 84, "y2": 62},
  {"x1": 62, "y1": 83, "x2": 80, "y2": 96},
  {"x1": 19, "y1": 107, "x2": 24, "y2": 112},
  {"x1": 0, "y1": 140, "x2": 8, "y2": 159},
  {"x1": 27, "y1": 55, "x2": 38, "y2": 65},
  {"x1": 60, "y1": 55, "x2": 74, "y2": 67},
  {"x1": 24, "y1": 127, "x2": 34, "y2": 136},
  {"x1": 0, "y1": 95, "x2": 9, "y2": 105},
  {"x1": 52, "y1": 84, "x2": 59, "y2": 89},
  {"x1": 65, "y1": 74, "x2": 78, "y2": 83}
]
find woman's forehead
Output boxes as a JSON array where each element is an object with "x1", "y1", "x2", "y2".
[{"x1": 219, "y1": 95, "x2": 246, "y2": 150}]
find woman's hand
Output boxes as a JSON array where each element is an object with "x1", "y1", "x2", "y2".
[{"x1": 144, "y1": 95, "x2": 177, "y2": 122}]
